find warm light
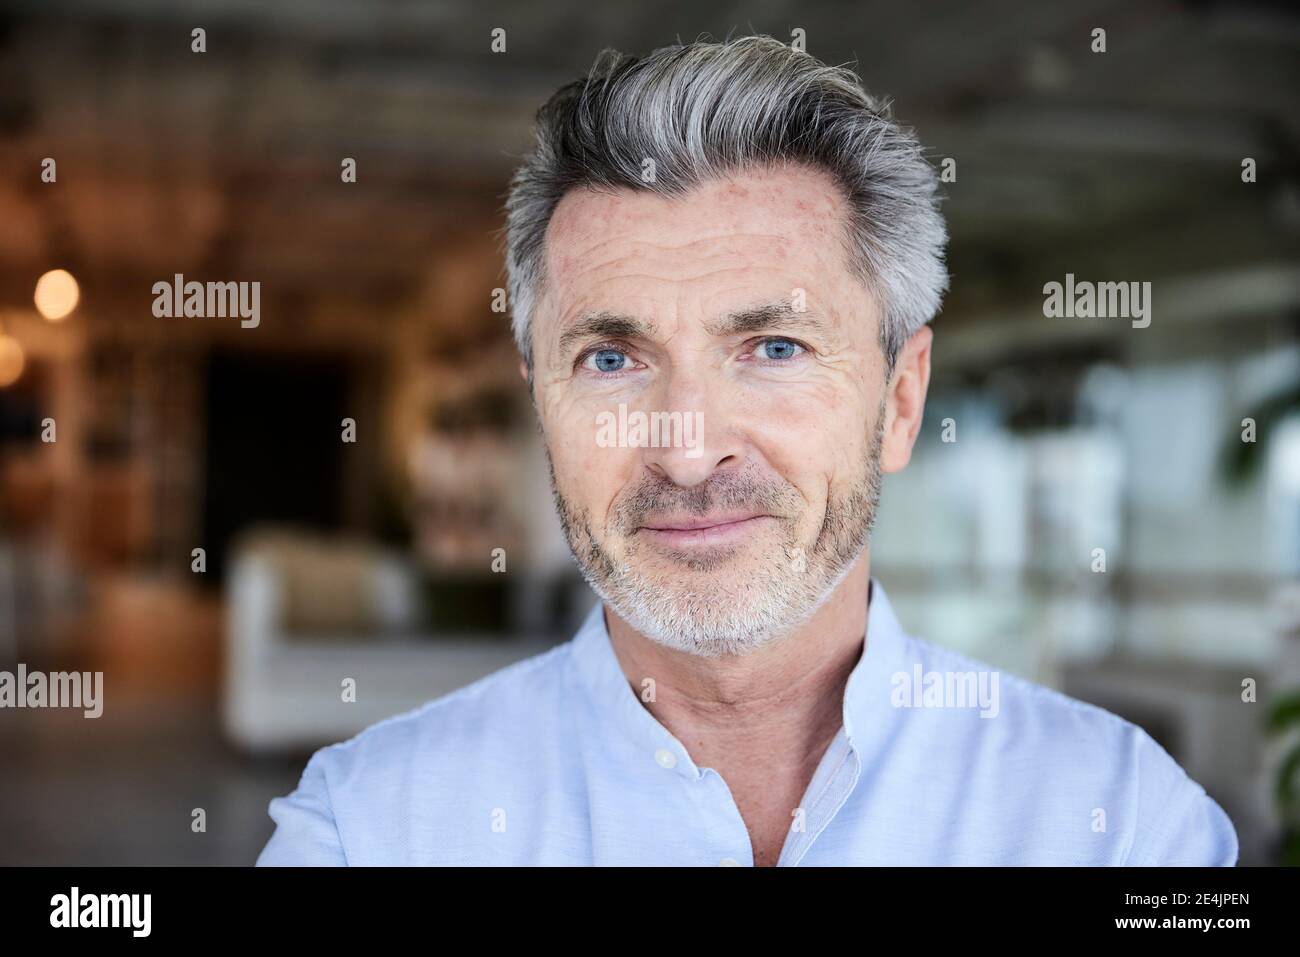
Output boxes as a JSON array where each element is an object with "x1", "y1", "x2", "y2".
[
  {"x1": 0, "y1": 334, "x2": 24, "y2": 387},
  {"x1": 34, "y1": 268, "x2": 79, "y2": 321}
]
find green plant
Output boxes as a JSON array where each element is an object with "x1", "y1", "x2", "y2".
[
  {"x1": 1268, "y1": 689, "x2": 1300, "y2": 865},
  {"x1": 1220, "y1": 383, "x2": 1300, "y2": 484}
]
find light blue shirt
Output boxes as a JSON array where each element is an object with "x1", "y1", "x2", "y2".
[{"x1": 257, "y1": 580, "x2": 1237, "y2": 866}]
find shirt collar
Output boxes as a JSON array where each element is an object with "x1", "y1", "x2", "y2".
[{"x1": 570, "y1": 576, "x2": 910, "y2": 772}]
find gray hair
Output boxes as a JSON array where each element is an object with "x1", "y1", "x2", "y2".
[{"x1": 504, "y1": 35, "x2": 948, "y2": 373}]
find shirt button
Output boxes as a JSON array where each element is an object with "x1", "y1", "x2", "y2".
[
  {"x1": 719, "y1": 857, "x2": 741, "y2": 867},
  {"x1": 654, "y1": 748, "x2": 677, "y2": 769}
]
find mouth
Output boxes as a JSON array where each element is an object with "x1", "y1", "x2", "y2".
[{"x1": 635, "y1": 512, "x2": 775, "y2": 549}]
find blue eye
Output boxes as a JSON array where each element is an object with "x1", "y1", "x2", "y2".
[
  {"x1": 587, "y1": 348, "x2": 628, "y2": 373},
  {"x1": 760, "y1": 338, "x2": 802, "y2": 361}
]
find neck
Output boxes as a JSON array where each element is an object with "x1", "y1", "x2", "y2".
[{"x1": 604, "y1": 552, "x2": 871, "y2": 767}]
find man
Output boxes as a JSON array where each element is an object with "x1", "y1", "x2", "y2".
[{"x1": 258, "y1": 36, "x2": 1236, "y2": 866}]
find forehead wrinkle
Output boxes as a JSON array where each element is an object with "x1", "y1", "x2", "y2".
[{"x1": 560, "y1": 231, "x2": 819, "y2": 273}]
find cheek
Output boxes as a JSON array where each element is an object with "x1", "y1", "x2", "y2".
[
  {"x1": 745, "y1": 375, "x2": 872, "y2": 455},
  {"x1": 543, "y1": 398, "x2": 638, "y2": 521},
  {"x1": 742, "y1": 381, "x2": 875, "y2": 510}
]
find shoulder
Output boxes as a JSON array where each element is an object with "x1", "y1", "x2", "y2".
[
  {"x1": 896, "y1": 633, "x2": 1237, "y2": 865},
  {"x1": 896, "y1": 630, "x2": 1141, "y2": 748},
  {"x1": 312, "y1": 640, "x2": 575, "y2": 783},
  {"x1": 258, "y1": 641, "x2": 576, "y2": 865}
]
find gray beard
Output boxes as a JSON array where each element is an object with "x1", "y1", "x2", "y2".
[{"x1": 546, "y1": 403, "x2": 884, "y2": 658}]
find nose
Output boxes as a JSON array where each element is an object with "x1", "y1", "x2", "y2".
[{"x1": 638, "y1": 371, "x2": 744, "y2": 489}]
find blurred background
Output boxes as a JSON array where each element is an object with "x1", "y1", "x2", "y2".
[{"x1": 0, "y1": 0, "x2": 1298, "y2": 865}]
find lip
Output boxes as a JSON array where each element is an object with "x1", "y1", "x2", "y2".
[{"x1": 636, "y1": 513, "x2": 774, "y2": 548}]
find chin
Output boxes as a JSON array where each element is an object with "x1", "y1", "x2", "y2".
[
  {"x1": 601, "y1": 566, "x2": 824, "y2": 658},
  {"x1": 624, "y1": 607, "x2": 790, "y2": 658}
]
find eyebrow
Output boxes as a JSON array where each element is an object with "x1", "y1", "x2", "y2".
[
  {"x1": 556, "y1": 312, "x2": 654, "y2": 355},
  {"x1": 554, "y1": 300, "x2": 832, "y2": 359},
  {"x1": 703, "y1": 301, "x2": 832, "y2": 339}
]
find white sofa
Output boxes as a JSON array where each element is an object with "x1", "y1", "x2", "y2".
[{"x1": 221, "y1": 532, "x2": 554, "y2": 753}]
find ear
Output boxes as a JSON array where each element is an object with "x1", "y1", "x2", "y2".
[
  {"x1": 879, "y1": 325, "x2": 932, "y2": 474},
  {"x1": 518, "y1": 359, "x2": 529, "y2": 382}
]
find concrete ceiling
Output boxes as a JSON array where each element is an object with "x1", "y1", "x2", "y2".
[{"x1": 0, "y1": 0, "x2": 1297, "y2": 324}]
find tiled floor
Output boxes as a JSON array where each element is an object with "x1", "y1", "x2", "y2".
[{"x1": 0, "y1": 691, "x2": 307, "y2": 866}]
